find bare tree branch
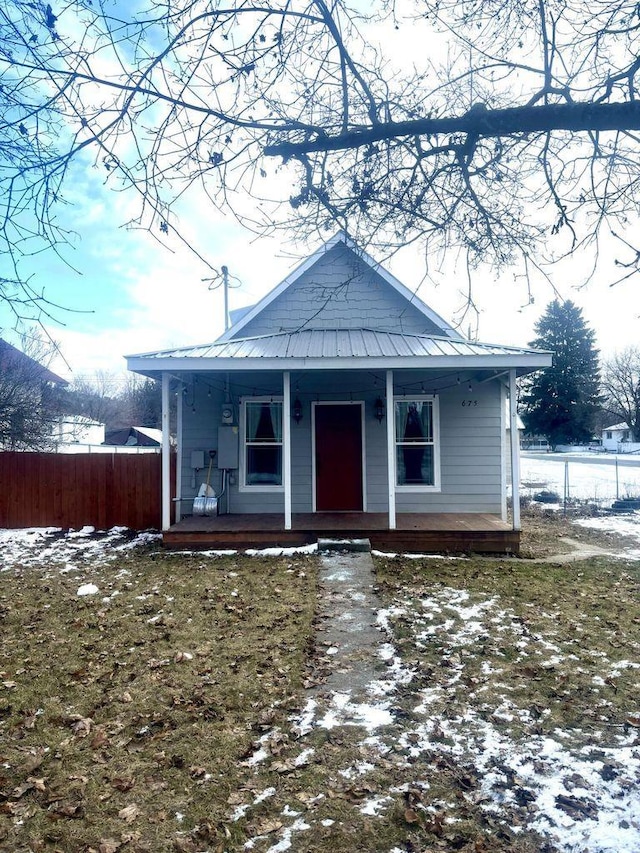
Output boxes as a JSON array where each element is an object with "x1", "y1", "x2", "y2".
[
  {"x1": 3, "y1": 0, "x2": 640, "y2": 329},
  {"x1": 265, "y1": 101, "x2": 640, "y2": 158},
  {"x1": 602, "y1": 347, "x2": 640, "y2": 440}
]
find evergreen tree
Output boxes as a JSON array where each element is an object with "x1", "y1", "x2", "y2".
[{"x1": 521, "y1": 300, "x2": 602, "y2": 448}]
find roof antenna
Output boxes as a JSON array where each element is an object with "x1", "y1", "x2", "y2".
[
  {"x1": 203, "y1": 265, "x2": 241, "y2": 332},
  {"x1": 221, "y1": 265, "x2": 230, "y2": 331}
]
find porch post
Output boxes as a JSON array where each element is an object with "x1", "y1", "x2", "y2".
[
  {"x1": 509, "y1": 369, "x2": 521, "y2": 531},
  {"x1": 175, "y1": 381, "x2": 183, "y2": 523},
  {"x1": 386, "y1": 369, "x2": 396, "y2": 530},
  {"x1": 283, "y1": 370, "x2": 292, "y2": 530},
  {"x1": 161, "y1": 372, "x2": 172, "y2": 531}
]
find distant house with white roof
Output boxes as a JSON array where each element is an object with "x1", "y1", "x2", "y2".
[
  {"x1": 53, "y1": 416, "x2": 106, "y2": 448},
  {"x1": 602, "y1": 423, "x2": 640, "y2": 453}
]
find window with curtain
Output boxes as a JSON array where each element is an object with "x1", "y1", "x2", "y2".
[
  {"x1": 395, "y1": 398, "x2": 439, "y2": 488},
  {"x1": 244, "y1": 399, "x2": 283, "y2": 487}
]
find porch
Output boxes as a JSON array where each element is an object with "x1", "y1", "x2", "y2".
[{"x1": 163, "y1": 511, "x2": 519, "y2": 554}]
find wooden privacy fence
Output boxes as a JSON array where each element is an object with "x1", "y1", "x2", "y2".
[{"x1": 0, "y1": 452, "x2": 175, "y2": 530}]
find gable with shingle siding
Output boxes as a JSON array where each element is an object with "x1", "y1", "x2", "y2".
[{"x1": 231, "y1": 242, "x2": 446, "y2": 338}]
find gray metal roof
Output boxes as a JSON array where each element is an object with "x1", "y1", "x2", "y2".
[{"x1": 130, "y1": 329, "x2": 547, "y2": 361}]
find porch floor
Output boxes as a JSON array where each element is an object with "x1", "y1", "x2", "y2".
[{"x1": 164, "y1": 512, "x2": 518, "y2": 554}]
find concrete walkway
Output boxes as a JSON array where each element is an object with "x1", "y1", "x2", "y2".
[
  {"x1": 526, "y1": 536, "x2": 625, "y2": 564},
  {"x1": 311, "y1": 547, "x2": 384, "y2": 696},
  {"x1": 307, "y1": 532, "x2": 627, "y2": 698}
]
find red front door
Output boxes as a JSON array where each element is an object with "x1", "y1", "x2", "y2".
[{"x1": 314, "y1": 404, "x2": 363, "y2": 511}]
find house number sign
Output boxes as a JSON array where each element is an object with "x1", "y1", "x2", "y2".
[{"x1": 461, "y1": 400, "x2": 479, "y2": 407}]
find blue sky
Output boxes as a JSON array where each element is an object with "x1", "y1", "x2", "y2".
[
  {"x1": 1, "y1": 155, "x2": 638, "y2": 387},
  {"x1": 2, "y1": 3, "x2": 638, "y2": 384}
]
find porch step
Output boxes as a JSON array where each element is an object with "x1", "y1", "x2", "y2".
[{"x1": 317, "y1": 537, "x2": 371, "y2": 553}]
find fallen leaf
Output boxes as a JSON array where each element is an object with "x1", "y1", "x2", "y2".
[
  {"x1": 111, "y1": 777, "x2": 135, "y2": 792},
  {"x1": 404, "y1": 788, "x2": 423, "y2": 806},
  {"x1": 192, "y1": 821, "x2": 216, "y2": 842},
  {"x1": 99, "y1": 840, "x2": 121, "y2": 853},
  {"x1": 555, "y1": 794, "x2": 598, "y2": 820},
  {"x1": 254, "y1": 818, "x2": 283, "y2": 834},
  {"x1": 172, "y1": 837, "x2": 197, "y2": 852},
  {"x1": 51, "y1": 801, "x2": 84, "y2": 819},
  {"x1": 22, "y1": 750, "x2": 46, "y2": 774},
  {"x1": 295, "y1": 791, "x2": 316, "y2": 805},
  {"x1": 404, "y1": 807, "x2": 421, "y2": 824},
  {"x1": 270, "y1": 759, "x2": 296, "y2": 773},
  {"x1": 118, "y1": 803, "x2": 140, "y2": 823},
  {"x1": 70, "y1": 717, "x2": 93, "y2": 737},
  {"x1": 23, "y1": 709, "x2": 39, "y2": 729},
  {"x1": 344, "y1": 785, "x2": 373, "y2": 803},
  {"x1": 424, "y1": 811, "x2": 445, "y2": 836},
  {"x1": 226, "y1": 792, "x2": 245, "y2": 806},
  {"x1": 11, "y1": 781, "x2": 34, "y2": 799},
  {"x1": 172, "y1": 838, "x2": 197, "y2": 852},
  {"x1": 91, "y1": 729, "x2": 109, "y2": 749}
]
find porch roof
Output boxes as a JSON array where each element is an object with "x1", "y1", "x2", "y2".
[{"x1": 127, "y1": 328, "x2": 552, "y2": 377}]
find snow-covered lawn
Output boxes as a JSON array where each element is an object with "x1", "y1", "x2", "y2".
[
  {"x1": 0, "y1": 520, "x2": 639, "y2": 852},
  {"x1": 520, "y1": 453, "x2": 640, "y2": 505},
  {"x1": 0, "y1": 525, "x2": 161, "y2": 575},
  {"x1": 520, "y1": 452, "x2": 640, "y2": 557}
]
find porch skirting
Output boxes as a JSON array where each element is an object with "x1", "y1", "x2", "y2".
[{"x1": 163, "y1": 512, "x2": 518, "y2": 555}]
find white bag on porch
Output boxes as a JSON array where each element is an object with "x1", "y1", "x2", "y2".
[{"x1": 193, "y1": 454, "x2": 218, "y2": 515}]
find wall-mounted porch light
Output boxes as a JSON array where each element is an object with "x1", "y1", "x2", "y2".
[
  {"x1": 292, "y1": 398, "x2": 303, "y2": 424},
  {"x1": 374, "y1": 396, "x2": 385, "y2": 423}
]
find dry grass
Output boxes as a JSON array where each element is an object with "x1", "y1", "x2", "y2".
[
  {"x1": 375, "y1": 553, "x2": 640, "y2": 736},
  {"x1": 1, "y1": 515, "x2": 640, "y2": 852},
  {"x1": 518, "y1": 503, "x2": 639, "y2": 557},
  {"x1": 0, "y1": 547, "x2": 316, "y2": 852}
]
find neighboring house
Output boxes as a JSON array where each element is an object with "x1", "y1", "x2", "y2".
[
  {"x1": 521, "y1": 435, "x2": 550, "y2": 451},
  {"x1": 0, "y1": 338, "x2": 68, "y2": 450},
  {"x1": 49, "y1": 423, "x2": 162, "y2": 454},
  {"x1": 127, "y1": 233, "x2": 552, "y2": 552},
  {"x1": 53, "y1": 416, "x2": 106, "y2": 447},
  {"x1": 105, "y1": 426, "x2": 162, "y2": 447},
  {"x1": 602, "y1": 423, "x2": 640, "y2": 453},
  {"x1": 0, "y1": 338, "x2": 67, "y2": 386}
]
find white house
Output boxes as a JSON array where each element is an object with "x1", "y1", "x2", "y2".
[
  {"x1": 602, "y1": 423, "x2": 640, "y2": 453},
  {"x1": 53, "y1": 416, "x2": 106, "y2": 448}
]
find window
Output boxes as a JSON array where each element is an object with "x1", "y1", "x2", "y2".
[
  {"x1": 395, "y1": 397, "x2": 440, "y2": 489},
  {"x1": 242, "y1": 399, "x2": 283, "y2": 488}
]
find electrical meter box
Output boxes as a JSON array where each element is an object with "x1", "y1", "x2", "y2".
[
  {"x1": 190, "y1": 450, "x2": 205, "y2": 470},
  {"x1": 221, "y1": 402, "x2": 234, "y2": 425},
  {"x1": 217, "y1": 426, "x2": 239, "y2": 469}
]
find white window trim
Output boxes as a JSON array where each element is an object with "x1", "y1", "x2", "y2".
[
  {"x1": 394, "y1": 395, "x2": 441, "y2": 493},
  {"x1": 239, "y1": 397, "x2": 284, "y2": 493}
]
